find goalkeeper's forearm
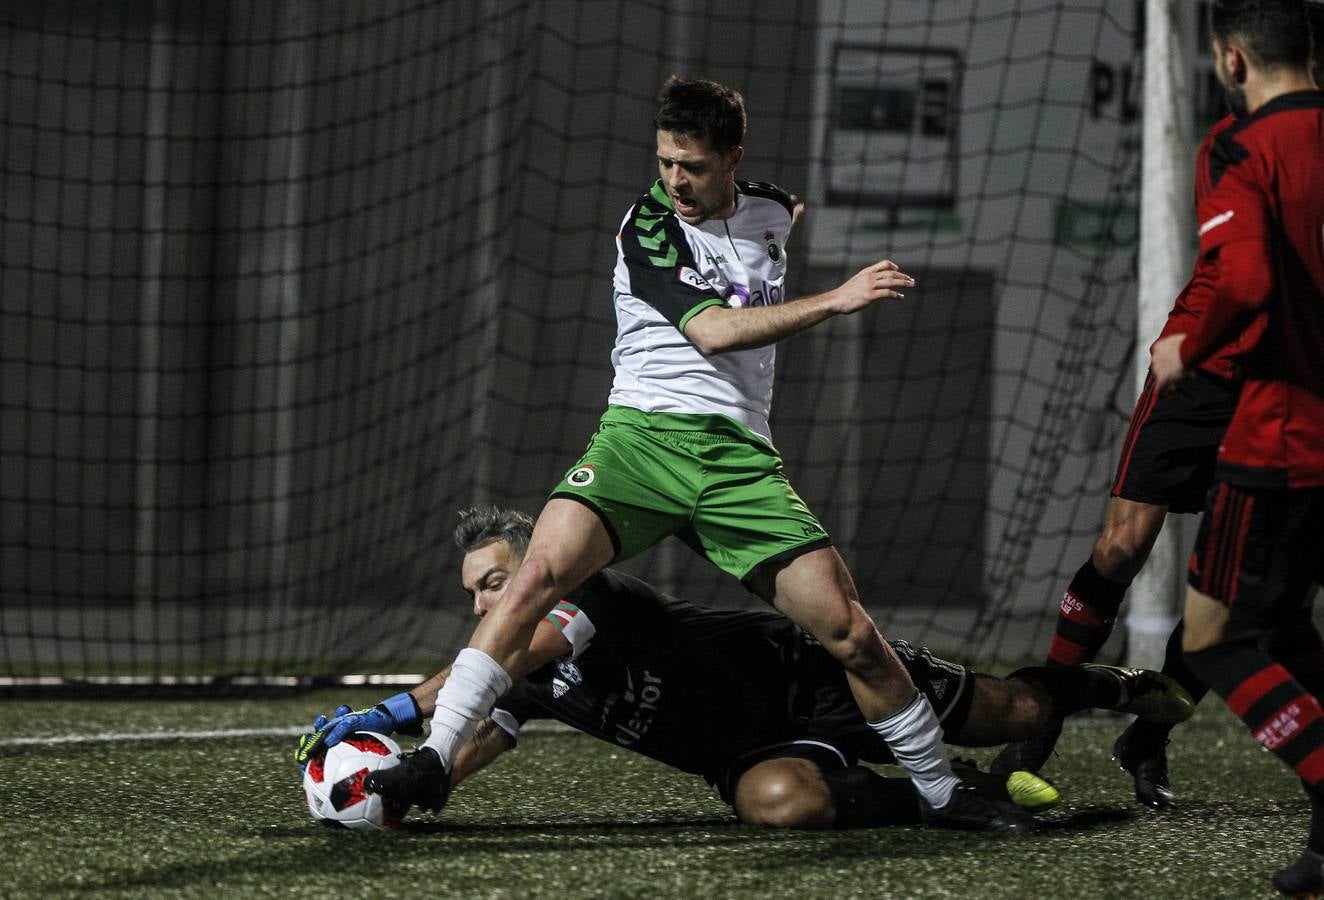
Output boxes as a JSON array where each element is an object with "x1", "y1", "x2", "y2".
[{"x1": 450, "y1": 718, "x2": 515, "y2": 786}]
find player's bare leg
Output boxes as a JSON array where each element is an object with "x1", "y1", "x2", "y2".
[
  {"x1": 466, "y1": 498, "x2": 614, "y2": 675},
  {"x1": 733, "y1": 758, "x2": 836, "y2": 828},
  {"x1": 1092, "y1": 496, "x2": 1169, "y2": 582},
  {"x1": 751, "y1": 547, "x2": 917, "y2": 715},
  {"x1": 958, "y1": 670, "x2": 1194, "y2": 744},
  {"x1": 734, "y1": 758, "x2": 923, "y2": 829},
  {"x1": 749, "y1": 547, "x2": 1031, "y2": 831},
  {"x1": 1089, "y1": 498, "x2": 1213, "y2": 806},
  {"x1": 995, "y1": 497, "x2": 1182, "y2": 780}
]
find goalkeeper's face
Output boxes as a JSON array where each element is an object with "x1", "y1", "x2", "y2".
[
  {"x1": 656, "y1": 129, "x2": 742, "y2": 225},
  {"x1": 460, "y1": 539, "x2": 524, "y2": 617}
]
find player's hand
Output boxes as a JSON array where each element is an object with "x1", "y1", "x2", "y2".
[
  {"x1": 834, "y1": 260, "x2": 915, "y2": 313},
  {"x1": 293, "y1": 692, "x2": 423, "y2": 768},
  {"x1": 365, "y1": 746, "x2": 452, "y2": 814},
  {"x1": 1149, "y1": 334, "x2": 1188, "y2": 393}
]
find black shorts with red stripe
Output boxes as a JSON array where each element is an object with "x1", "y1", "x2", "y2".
[
  {"x1": 1187, "y1": 481, "x2": 1324, "y2": 627},
  {"x1": 1111, "y1": 369, "x2": 1240, "y2": 513}
]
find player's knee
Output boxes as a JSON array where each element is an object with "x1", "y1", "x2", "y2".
[
  {"x1": 813, "y1": 614, "x2": 881, "y2": 669},
  {"x1": 736, "y1": 771, "x2": 833, "y2": 829}
]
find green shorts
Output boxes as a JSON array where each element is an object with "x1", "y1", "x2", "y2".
[{"x1": 550, "y1": 405, "x2": 832, "y2": 582}]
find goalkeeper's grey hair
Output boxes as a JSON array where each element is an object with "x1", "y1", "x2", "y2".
[{"x1": 453, "y1": 505, "x2": 535, "y2": 555}]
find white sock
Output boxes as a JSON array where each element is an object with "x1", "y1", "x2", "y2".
[
  {"x1": 869, "y1": 691, "x2": 959, "y2": 809},
  {"x1": 422, "y1": 647, "x2": 512, "y2": 770}
]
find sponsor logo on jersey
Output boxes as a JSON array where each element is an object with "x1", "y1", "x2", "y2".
[
  {"x1": 551, "y1": 677, "x2": 571, "y2": 699},
  {"x1": 567, "y1": 465, "x2": 595, "y2": 487},
  {"x1": 747, "y1": 279, "x2": 783, "y2": 307},
  {"x1": 614, "y1": 668, "x2": 663, "y2": 747},
  {"x1": 678, "y1": 266, "x2": 714, "y2": 292}
]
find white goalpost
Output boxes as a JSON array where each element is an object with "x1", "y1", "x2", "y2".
[{"x1": 1125, "y1": 0, "x2": 1195, "y2": 668}]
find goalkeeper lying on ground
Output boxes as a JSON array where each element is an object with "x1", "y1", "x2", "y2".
[{"x1": 297, "y1": 506, "x2": 1194, "y2": 830}]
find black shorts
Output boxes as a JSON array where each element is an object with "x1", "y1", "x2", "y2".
[
  {"x1": 1188, "y1": 482, "x2": 1324, "y2": 628},
  {"x1": 1111, "y1": 369, "x2": 1239, "y2": 514},
  {"x1": 711, "y1": 638, "x2": 976, "y2": 805}
]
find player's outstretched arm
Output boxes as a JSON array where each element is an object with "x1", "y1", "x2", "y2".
[{"x1": 683, "y1": 259, "x2": 915, "y2": 354}]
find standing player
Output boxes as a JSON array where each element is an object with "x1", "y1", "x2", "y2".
[
  {"x1": 993, "y1": 5, "x2": 1324, "y2": 807},
  {"x1": 334, "y1": 76, "x2": 1014, "y2": 829},
  {"x1": 1146, "y1": 0, "x2": 1324, "y2": 893},
  {"x1": 992, "y1": 111, "x2": 1244, "y2": 807},
  {"x1": 298, "y1": 506, "x2": 1194, "y2": 830}
]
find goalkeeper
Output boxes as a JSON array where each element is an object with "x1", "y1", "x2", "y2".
[{"x1": 297, "y1": 506, "x2": 1195, "y2": 830}]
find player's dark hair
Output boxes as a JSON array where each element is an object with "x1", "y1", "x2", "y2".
[
  {"x1": 653, "y1": 75, "x2": 746, "y2": 154},
  {"x1": 453, "y1": 505, "x2": 534, "y2": 555},
  {"x1": 1210, "y1": 0, "x2": 1312, "y2": 71}
]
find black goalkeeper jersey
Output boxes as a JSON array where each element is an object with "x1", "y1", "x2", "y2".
[{"x1": 491, "y1": 569, "x2": 972, "y2": 784}]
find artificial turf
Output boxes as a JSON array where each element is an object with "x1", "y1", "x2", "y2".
[{"x1": 4, "y1": 689, "x2": 1303, "y2": 898}]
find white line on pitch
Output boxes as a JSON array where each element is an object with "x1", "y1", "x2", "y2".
[{"x1": 0, "y1": 721, "x2": 576, "y2": 748}]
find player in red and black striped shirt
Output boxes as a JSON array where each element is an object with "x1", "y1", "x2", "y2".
[
  {"x1": 1148, "y1": 1, "x2": 1324, "y2": 893},
  {"x1": 993, "y1": 113, "x2": 1250, "y2": 807}
]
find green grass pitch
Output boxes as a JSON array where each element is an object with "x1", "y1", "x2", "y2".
[{"x1": 4, "y1": 689, "x2": 1304, "y2": 898}]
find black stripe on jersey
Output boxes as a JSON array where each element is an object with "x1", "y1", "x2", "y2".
[
  {"x1": 1208, "y1": 130, "x2": 1249, "y2": 189},
  {"x1": 619, "y1": 184, "x2": 721, "y2": 329},
  {"x1": 738, "y1": 180, "x2": 796, "y2": 218},
  {"x1": 1210, "y1": 90, "x2": 1324, "y2": 187}
]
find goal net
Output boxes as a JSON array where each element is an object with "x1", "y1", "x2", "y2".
[{"x1": 2, "y1": 0, "x2": 1185, "y2": 687}]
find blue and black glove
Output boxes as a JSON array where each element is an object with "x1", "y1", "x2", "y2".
[{"x1": 294, "y1": 692, "x2": 423, "y2": 768}]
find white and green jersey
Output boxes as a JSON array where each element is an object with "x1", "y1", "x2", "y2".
[{"x1": 608, "y1": 179, "x2": 796, "y2": 445}]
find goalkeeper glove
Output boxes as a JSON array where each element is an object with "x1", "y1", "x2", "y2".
[
  {"x1": 294, "y1": 692, "x2": 423, "y2": 768},
  {"x1": 365, "y1": 746, "x2": 452, "y2": 814}
]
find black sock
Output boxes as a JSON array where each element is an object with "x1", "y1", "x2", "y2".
[
  {"x1": 824, "y1": 766, "x2": 922, "y2": 828},
  {"x1": 1186, "y1": 641, "x2": 1324, "y2": 792},
  {"x1": 1047, "y1": 558, "x2": 1127, "y2": 667},
  {"x1": 1267, "y1": 618, "x2": 1324, "y2": 697},
  {"x1": 1010, "y1": 664, "x2": 1124, "y2": 716},
  {"x1": 1126, "y1": 619, "x2": 1208, "y2": 749}
]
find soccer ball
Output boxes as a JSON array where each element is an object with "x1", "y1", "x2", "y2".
[{"x1": 302, "y1": 731, "x2": 407, "y2": 830}]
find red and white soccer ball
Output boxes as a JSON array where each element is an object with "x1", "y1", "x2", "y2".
[{"x1": 302, "y1": 731, "x2": 407, "y2": 830}]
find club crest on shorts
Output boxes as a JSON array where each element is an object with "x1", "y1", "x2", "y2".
[{"x1": 567, "y1": 465, "x2": 595, "y2": 487}]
